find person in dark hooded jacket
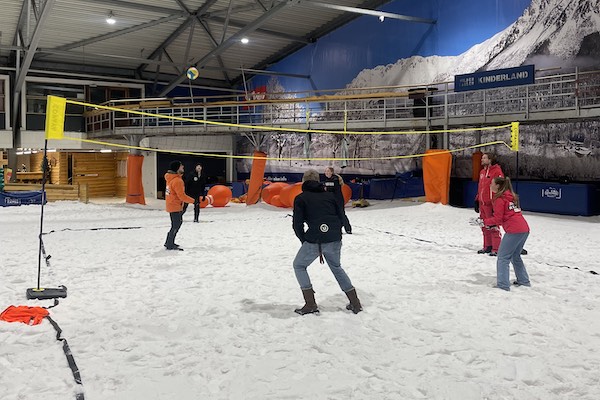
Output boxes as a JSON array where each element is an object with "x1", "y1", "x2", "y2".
[
  {"x1": 292, "y1": 169, "x2": 362, "y2": 315},
  {"x1": 183, "y1": 163, "x2": 206, "y2": 223},
  {"x1": 323, "y1": 166, "x2": 352, "y2": 233}
]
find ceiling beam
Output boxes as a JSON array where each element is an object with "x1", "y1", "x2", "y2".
[
  {"x1": 33, "y1": 47, "x2": 184, "y2": 67},
  {"x1": 14, "y1": 0, "x2": 56, "y2": 91},
  {"x1": 203, "y1": 15, "x2": 311, "y2": 44},
  {"x1": 208, "y1": 4, "x2": 260, "y2": 17},
  {"x1": 159, "y1": 0, "x2": 292, "y2": 96},
  {"x1": 83, "y1": 0, "x2": 181, "y2": 15},
  {"x1": 53, "y1": 13, "x2": 186, "y2": 52},
  {"x1": 13, "y1": 0, "x2": 56, "y2": 127},
  {"x1": 197, "y1": 21, "x2": 231, "y2": 84},
  {"x1": 5, "y1": 44, "x2": 306, "y2": 79},
  {"x1": 220, "y1": 0, "x2": 235, "y2": 45},
  {"x1": 137, "y1": 0, "x2": 220, "y2": 73},
  {"x1": 304, "y1": 1, "x2": 436, "y2": 24},
  {"x1": 30, "y1": 0, "x2": 40, "y2": 21},
  {"x1": 12, "y1": 0, "x2": 29, "y2": 46}
]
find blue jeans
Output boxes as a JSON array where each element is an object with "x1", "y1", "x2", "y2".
[
  {"x1": 293, "y1": 241, "x2": 354, "y2": 292},
  {"x1": 497, "y1": 232, "x2": 530, "y2": 291}
]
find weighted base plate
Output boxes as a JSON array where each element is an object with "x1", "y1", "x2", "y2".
[{"x1": 26, "y1": 286, "x2": 67, "y2": 300}]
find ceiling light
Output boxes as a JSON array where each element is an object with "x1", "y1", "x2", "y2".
[
  {"x1": 106, "y1": 11, "x2": 116, "y2": 25},
  {"x1": 241, "y1": 37, "x2": 249, "y2": 44},
  {"x1": 379, "y1": 15, "x2": 385, "y2": 22}
]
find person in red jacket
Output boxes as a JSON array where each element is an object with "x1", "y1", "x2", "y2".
[
  {"x1": 475, "y1": 152, "x2": 504, "y2": 256},
  {"x1": 164, "y1": 161, "x2": 195, "y2": 250},
  {"x1": 484, "y1": 177, "x2": 531, "y2": 291}
]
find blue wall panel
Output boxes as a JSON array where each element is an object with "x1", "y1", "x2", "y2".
[
  {"x1": 251, "y1": 0, "x2": 530, "y2": 93},
  {"x1": 464, "y1": 181, "x2": 598, "y2": 216}
]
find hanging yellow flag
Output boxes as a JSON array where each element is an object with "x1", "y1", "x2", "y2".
[
  {"x1": 45, "y1": 95, "x2": 66, "y2": 139},
  {"x1": 510, "y1": 121, "x2": 520, "y2": 151}
]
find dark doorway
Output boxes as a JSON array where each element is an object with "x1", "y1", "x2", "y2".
[{"x1": 157, "y1": 152, "x2": 227, "y2": 199}]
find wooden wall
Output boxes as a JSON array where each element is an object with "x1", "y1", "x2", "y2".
[
  {"x1": 53, "y1": 152, "x2": 68, "y2": 184},
  {"x1": 72, "y1": 153, "x2": 118, "y2": 197},
  {"x1": 10, "y1": 151, "x2": 131, "y2": 198},
  {"x1": 16, "y1": 151, "x2": 65, "y2": 184}
]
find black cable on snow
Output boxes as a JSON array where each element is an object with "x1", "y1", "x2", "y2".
[
  {"x1": 46, "y1": 315, "x2": 85, "y2": 399},
  {"x1": 357, "y1": 224, "x2": 598, "y2": 276},
  {"x1": 43, "y1": 226, "x2": 143, "y2": 235}
]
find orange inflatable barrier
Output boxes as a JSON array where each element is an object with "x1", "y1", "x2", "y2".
[
  {"x1": 423, "y1": 149, "x2": 452, "y2": 205},
  {"x1": 126, "y1": 154, "x2": 146, "y2": 205},
  {"x1": 1, "y1": 305, "x2": 49, "y2": 325},
  {"x1": 262, "y1": 182, "x2": 288, "y2": 204},
  {"x1": 279, "y1": 182, "x2": 303, "y2": 208},
  {"x1": 208, "y1": 185, "x2": 232, "y2": 207},
  {"x1": 472, "y1": 151, "x2": 483, "y2": 182},
  {"x1": 245, "y1": 151, "x2": 267, "y2": 205}
]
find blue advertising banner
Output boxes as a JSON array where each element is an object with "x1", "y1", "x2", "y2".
[
  {"x1": 463, "y1": 181, "x2": 596, "y2": 216},
  {"x1": 454, "y1": 65, "x2": 535, "y2": 92},
  {"x1": 0, "y1": 191, "x2": 46, "y2": 207}
]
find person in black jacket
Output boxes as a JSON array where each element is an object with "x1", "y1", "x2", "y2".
[
  {"x1": 323, "y1": 166, "x2": 352, "y2": 234},
  {"x1": 292, "y1": 169, "x2": 362, "y2": 315},
  {"x1": 183, "y1": 164, "x2": 206, "y2": 223}
]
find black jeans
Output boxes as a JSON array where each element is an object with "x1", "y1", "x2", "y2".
[
  {"x1": 182, "y1": 198, "x2": 200, "y2": 221},
  {"x1": 165, "y1": 211, "x2": 183, "y2": 247}
]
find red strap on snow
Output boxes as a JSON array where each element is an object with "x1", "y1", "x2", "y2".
[{"x1": 0, "y1": 305, "x2": 49, "y2": 325}]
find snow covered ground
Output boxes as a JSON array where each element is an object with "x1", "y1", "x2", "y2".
[{"x1": 1, "y1": 199, "x2": 599, "y2": 400}]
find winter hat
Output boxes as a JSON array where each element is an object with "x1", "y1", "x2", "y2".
[{"x1": 169, "y1": 160, "x2": 182, "y2": 172}]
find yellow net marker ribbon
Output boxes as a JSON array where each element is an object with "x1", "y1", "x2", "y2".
[
  {"x1": 45, "y1": 95, "x2": 66, "y2": 139},
  {"x1": 510, "y1": 121, "x2": 520, "y2": 151}
]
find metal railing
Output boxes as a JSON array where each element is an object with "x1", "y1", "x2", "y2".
[{"x1": 83, "y1": 68, "x2": 600, "y2": 135}]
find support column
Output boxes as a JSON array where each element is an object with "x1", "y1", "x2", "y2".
[{"x1": 125, "y1": 135, "x2": 145, "y2": 205}]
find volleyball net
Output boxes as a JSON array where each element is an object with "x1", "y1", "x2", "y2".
[{"x1": 44, "y1": 95, "x2": 520, "y2": 164}]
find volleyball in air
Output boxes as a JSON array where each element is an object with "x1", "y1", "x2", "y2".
[{"x1": 186, "y1": 67, "x2": 199, "y2": 80}]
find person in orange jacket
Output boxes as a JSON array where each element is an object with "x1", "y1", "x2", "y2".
[{"x1": 164, "y1": 161, "x2": 195, "y2": 250}]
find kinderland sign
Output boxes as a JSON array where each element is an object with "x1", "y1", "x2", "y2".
[{"x1": 454, "y1": 65, "x2": 535, "y2": 92}]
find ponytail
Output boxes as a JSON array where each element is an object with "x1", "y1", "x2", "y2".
[{"x1": 493, "y1": 177, "x2": 520, "y2": 207}]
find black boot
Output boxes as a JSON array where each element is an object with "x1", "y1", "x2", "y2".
[
  {"x1": 477, "y1": 246, "x2": 492, "y2": 254},
  {"x1": 294, "y1": 288, "x2": 319, "y2": 315},
  {"x1": 345, "y1": 288, "x2": 363, "y2": 314}
]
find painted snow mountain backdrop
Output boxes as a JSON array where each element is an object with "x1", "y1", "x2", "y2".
[{"x1": 349, "y1": 0, "x2": 600, "y2": 88}]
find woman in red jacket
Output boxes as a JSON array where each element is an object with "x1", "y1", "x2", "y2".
[{"x1": 484, "y1": 177, "x2": 531, "y2": 291}]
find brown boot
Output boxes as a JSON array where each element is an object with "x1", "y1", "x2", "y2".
[
  {"x1": 345, "y1": 288, "x2": 362, "y2": 314},
  {"x1": 294, "y1": 288, "x2": 319, "y2": 315}
]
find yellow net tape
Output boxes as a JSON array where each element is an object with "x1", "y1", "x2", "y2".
[{"x1": 47, "y1": 96, "x2": 517, "y2": 161}]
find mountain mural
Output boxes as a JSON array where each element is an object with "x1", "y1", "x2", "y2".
[{"x1": 347, "y1": 0, "x2": 600, "y2": 88}]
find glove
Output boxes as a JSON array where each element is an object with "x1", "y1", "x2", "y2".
[
  {"x1": 469, "y1": 217, "x2": 484, "y2": 227},
  {"x1": 474, "y1": 201, "x2": 480, "y2": 213}
]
